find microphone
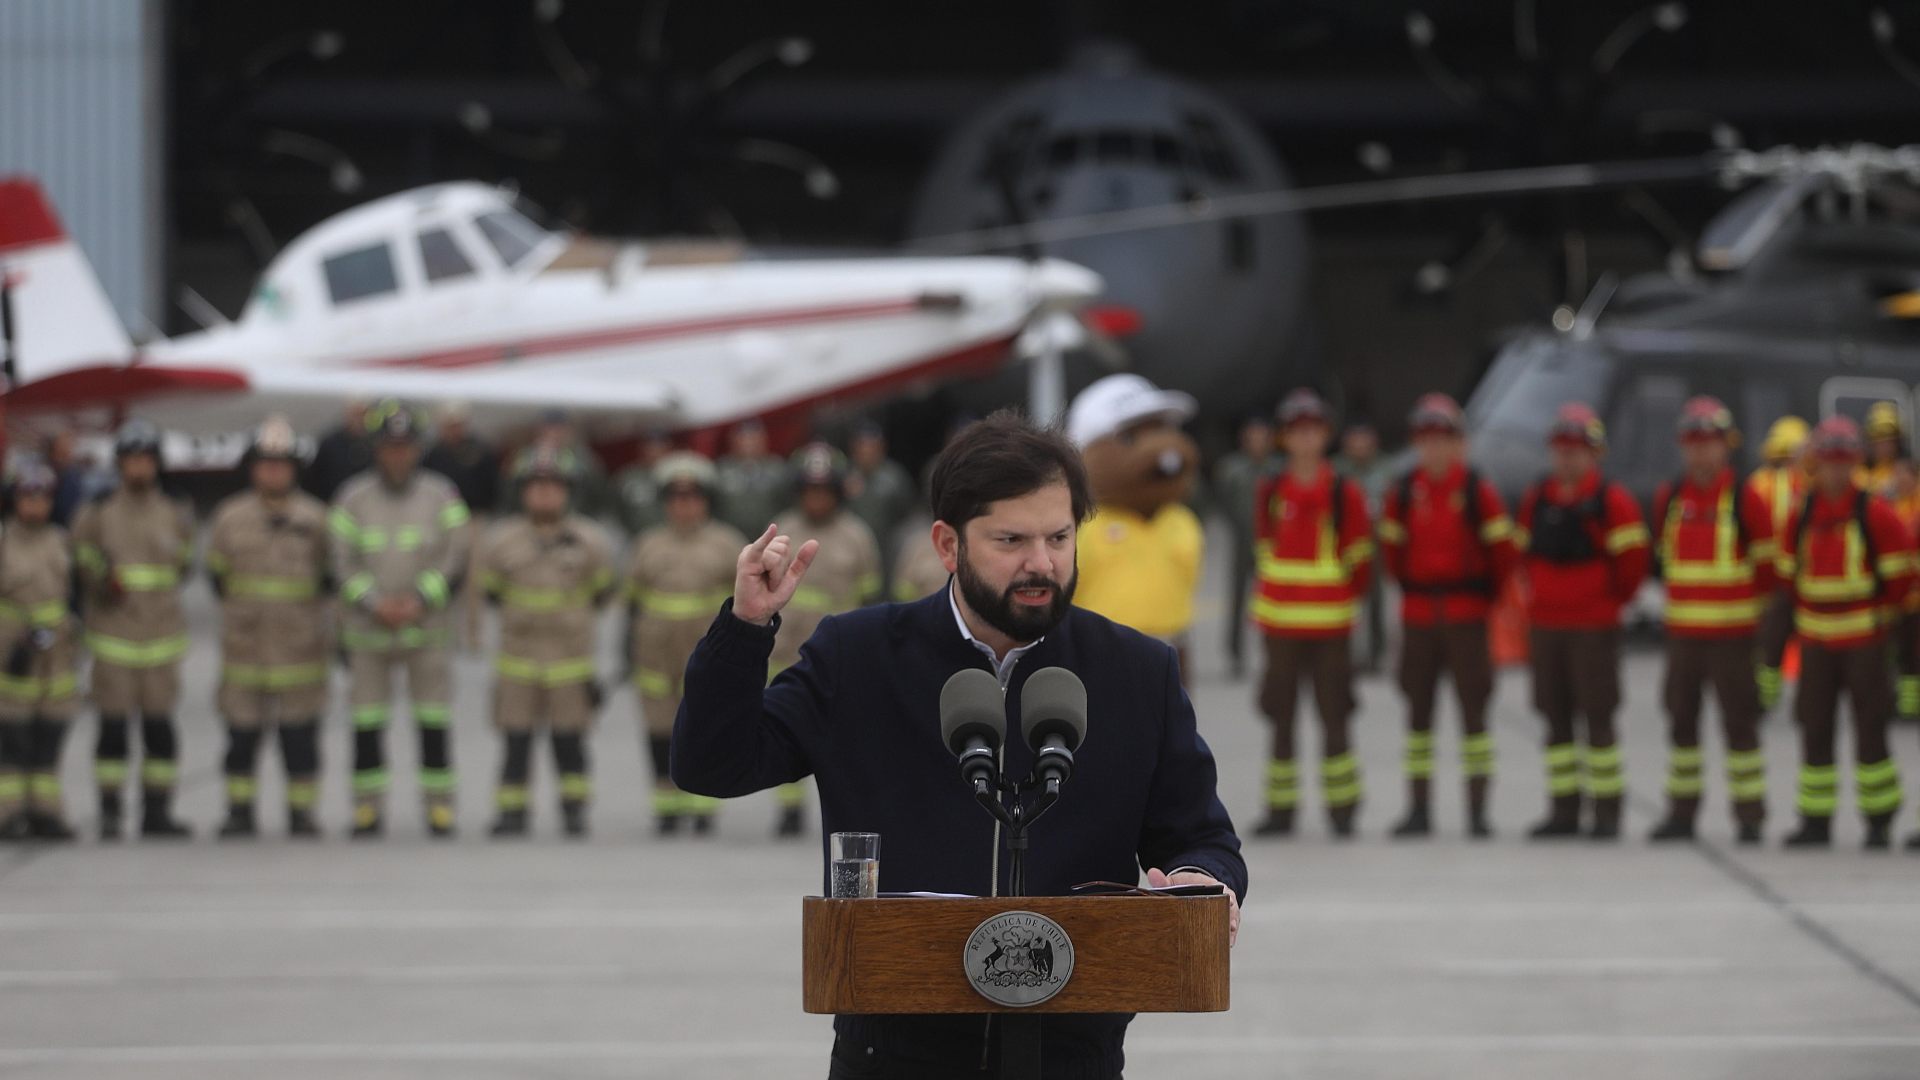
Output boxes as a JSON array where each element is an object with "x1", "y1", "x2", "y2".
[
  {"x1": 939, "y1": 668, "x2": 1005, "y2": 793},
  {"x1": 1020, "y1": 667, "x2": 1087, "y2": 789}
]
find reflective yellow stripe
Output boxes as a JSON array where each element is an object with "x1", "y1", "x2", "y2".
[
  {"x1": 1797, "y1": 521, "x2": 1876, "y2": 601},
  {"x1": 75, "y1": 544, "x2": 107, "y2": 574},
  {"x1": 341, "y1": 627, "x2": 449, "y2": 651},
  {"x1": 440, "y1": 502, "x2": 471, "y2": 529},
  {"x1": 87, "y1": 633, "x2": 188, "y2": 667},
  {"x1": 227, "y1": 575, "x2": 319, "y2": 601},
  {"x1": 1341, "y1": 539, "x2": 1374, "y2": 568},
  {"x1": 1604, "y1": 522, "x2": 1650, "y2": 554},
  {"x1": 394, "y1": 525, "x2": 424, "y2": 552},
  {"x1": 223, "y1": 662, "x2": 328, "y2": 689},
  {"x1": 327, "y1": 507, "x2": 359, "y2": 543},
  {"x1": 639, "y1": 591, "x2": 713, "y2": 618},
  {"x1": 417, "y1": 570, "x2": 450, "y2": 609},
  {"x1": 1256, "y1": 522, "x2": 1351, "y2": 586},
  {"x1": 494, "y1": 655, "x2": 596, "y2": 686},
  {"x1": 341, "y1": 572, "x2": 376, "y2": 604},
  {"x1": 1794, "y1": 607, "x2": 1880, "y2": 638},
  {"x1": 354, "y1": 527, "x2": 389, "y2": 553},
  {"x1": 0, "y1": 598, "x2": 69, "y2": 628},
  {"x1": 1876, "y1": 553, "x2": 1917, "y2": 578},
  {"x1": 0, "y1": 671, "x2": 77, "y2": 701},
  {"x1": 1479, "y1": 516, "x2": 1514, "y2": 544},
  {"x1": 634, "y1": 668, "x2": 674, "y2": 697},
  {"x1": 1250, "y1": 596, "x2": 1356, "y2": 628},
  {"x1": 1665, "y1": 598, "x2": 1764, "y2": 626},
  {"x1": 1376, "y1": 519, "x2": 1407, "y2": 544},
  {"x1": 116, "y1": 564, "x2": 180, "y2": 590},
  {"x1": 499, "y1": 583, "x2": 595, "y2": 612}
]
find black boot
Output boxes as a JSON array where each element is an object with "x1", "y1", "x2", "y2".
[
  {"x1": 1588, "y1": 796, "x2": 1622, "y2": 841},
  {"x1": 776, "y1": 806, "x2": 804, "y2": 839},
  {"x1": 98, "y1": 789, "x2": 123, "y2": 841},
  {"x1": 1466, "y1": 777, "x2": 1493, "y2": 839},
  {"x1": 1648, "y1": 817, "x2": 1695, "y2": 843},
  {"x1": 287, "y1": 807, "x2": 321, "y2": 839},
  {"x1": 1783, "y1": 816, "x2": 1832, "y2": 849},
  {"x1": 655, "y1": 812, "x2": 682, "y2": 837},
  {"x1": 1904, "y1": 830, "x2": 1920, "y2": 852},
  {"x1": 1737, "y1": 823, "x2": 1765, "y2": 846},
  {"x1": 1253, "y1": 808, "x2": 1295, "y2": 837},
  {"x1": 1529, "y1": 795, "x2": 1582, "y2": 839},
  {"x1": 139, "y1": 791, "x2": 192, "y2": 839},
  {"x1": 1328, "y1": 804, "x2": 1358, "y2": 840},
  {"x1": 691, "y1": 813, "x2": 714, "y2": 837},
  {"x1": 350, "y1": 799, "x2": 383, "y2": 839},
  {"x1": 424, "y1": 797, "x2": 456, "y2": 839},
  {"x1": 489, "y1": 808, "x2": 528, "y2": 838},
  {"x1": 218, "y1": 804, "x2": 257, "y2": 840},
  {"x1": 1865, "y1": 817, "x2": 1893, "y2": 852},
  {"x1": 26, "y1": 810, "x2": 75, "y2": 842},
  {"x1": 1390, "y1": 803, "x2": 1431, "y2": 839},
  {"x1": 561, "y1": 802, "x2": 588, "y2": 839}
]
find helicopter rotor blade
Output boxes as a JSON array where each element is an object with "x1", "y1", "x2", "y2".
[{"x1": 913, "y1": 154, "x2": 1724, "y2": 255}]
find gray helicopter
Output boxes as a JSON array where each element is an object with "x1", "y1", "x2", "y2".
[{"x1": 1462, "y1": 145, "x2": 1920, "y2": 505}]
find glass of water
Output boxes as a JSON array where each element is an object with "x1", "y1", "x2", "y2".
[{"x1": 829, "y1": 831, "x2": 880, "y2": 899}]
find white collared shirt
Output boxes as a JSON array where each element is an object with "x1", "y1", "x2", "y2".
[{"x1": 948, "y1": 583, "x2": 1043, "y2": 687}]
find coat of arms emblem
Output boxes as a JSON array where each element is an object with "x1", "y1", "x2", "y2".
[{"x1": 964, "y1": 911, "x2": 1075, "y2": 1007}]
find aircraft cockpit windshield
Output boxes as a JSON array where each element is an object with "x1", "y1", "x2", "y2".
[{"x1": 471, "y1": 206, "x2": 550, "y2": 269}]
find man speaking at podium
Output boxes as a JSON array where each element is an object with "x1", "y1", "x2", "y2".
[{"x1": 674, "y1": 411, "x2": 1246, "y2": 1080}]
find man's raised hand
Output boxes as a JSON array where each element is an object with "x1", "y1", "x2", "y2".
[{"x1": 733, "y1": 524, "x2": 820, "y2": 626}]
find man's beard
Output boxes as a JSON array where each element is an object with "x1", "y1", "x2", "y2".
[{"x1": 955, "y1": 540, "x2": 1076, "y2": 644}]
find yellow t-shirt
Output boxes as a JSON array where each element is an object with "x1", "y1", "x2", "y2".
[{"x1": 1074, "y1": 504, "x2": 1204, "y2": 639}]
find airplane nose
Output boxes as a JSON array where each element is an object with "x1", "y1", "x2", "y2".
[{"x1": 1029, "y1": 258, "x2": 1104, "y2": 306}]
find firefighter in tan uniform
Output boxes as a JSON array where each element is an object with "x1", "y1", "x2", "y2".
[
  {"x1": 0, "y1": 461, "x2": 80, "y2": 842},
  {"x1": 73, "y1": 419, "x2": 195, "y2": 840},
  {"x1": 205, "y1": 417, "x2": 332, "y2": 839},
  {"x1": 626, "y1": 452, "x2": 744, "y2": 835},
  {"x1": 331, "y1": 401, "x2": 473, "y2": 838},
  {"x1": 478, "y1": 447, "x2": 616, "y2": 838},
  {"x1": 767, "y1": 443, "x2": 882, "y2": 837}
]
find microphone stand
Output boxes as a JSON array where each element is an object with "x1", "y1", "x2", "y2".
[{"x1": 970, "y1": 771, "x2": 1063, "y2": 1080}]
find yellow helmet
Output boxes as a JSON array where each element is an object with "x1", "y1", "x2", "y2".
[
  {"x1": 1761, "y1": 416, "x2": 1809, "y2": 462},
  {"x1": 1867, "y1": 400, "x2": 1902, "y2": 439}
]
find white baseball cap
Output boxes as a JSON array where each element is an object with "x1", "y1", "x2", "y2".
[{"x1": 1065, "y1": 374, "x2": 1198, "y2": 448}]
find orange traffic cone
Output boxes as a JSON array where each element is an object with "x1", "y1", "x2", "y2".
[
  {"x1": 1782, "y1": 636, "x2": 1801, "y2": 683},
  {"x1": 1490, "y1": 572, "x2": 1531, "y2": 668}
]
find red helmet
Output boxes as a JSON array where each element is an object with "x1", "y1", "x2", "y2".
[
  {"x1": 1547, "y1": 403, "x2": 1606, "y2": 449},
  {"x1": 1811, "y1": 415, "x2": 1864, "y2": 461},
  {"x1": 1276, "y1": 388, "x2": 1330, "y2": 428},
  {"x1": 1676, "y1": 395, "x2": 1736, "y2": 442},
  {"x1": 1408, "y1": 392, "x2": 1465, "y2": 436}
]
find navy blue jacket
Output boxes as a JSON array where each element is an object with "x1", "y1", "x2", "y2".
[{"x1": 674, "y1": 587, "x2": 1246, "y2": 1079}]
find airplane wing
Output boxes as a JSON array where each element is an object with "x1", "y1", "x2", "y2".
[{"x1": 5, "y1": 360, "x2": 683, "y2": 437}]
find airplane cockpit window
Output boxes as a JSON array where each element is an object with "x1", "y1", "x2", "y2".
[
  {"x1": 417, "y1": 228, "x2": 476, "y2": 283},
  {"x1": 1183, "y1": 115, "x2": 1245, "y2": 182},
  {"x1": 1095, "y1": 130, "x2": 1136, "y2": 164},
  {"x1": 321, "y1": 242, "x2": 399, "y2": 306},
  {"x1": 473, "y1": 210, "x2": 545, "y2": 269},
  {"x1": 1046, "y1": 135, "x2": 1082, "y2": 170}
]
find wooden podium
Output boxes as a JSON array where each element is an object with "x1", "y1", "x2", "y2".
[{"x1": 802, "y1": 895, "x2": 1230, "y2": 1015}]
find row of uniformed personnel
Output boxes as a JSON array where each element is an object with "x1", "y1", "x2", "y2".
[
  {"x1": 1248, "y1": 389, "x2": 1920, "y2": 851},
  {"x1": 0, "y1": 401, "x2": 884, "y2": 841}
]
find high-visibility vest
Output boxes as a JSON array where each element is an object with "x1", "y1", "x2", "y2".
[{"x1": 1659, "y1": 476, "x2": 1772, "y2": 636}]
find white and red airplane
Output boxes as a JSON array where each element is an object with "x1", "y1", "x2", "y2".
[{"x1": 0, "y1": 176, "x2": 1107, "y2": 454}]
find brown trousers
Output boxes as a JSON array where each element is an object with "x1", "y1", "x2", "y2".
[
  {"x1": 1529, "y1": 627, "x2": 1621, "y2": 747},
  {"x1": 1663, "y1": 635, "x2": 1764, "y2": 824},
  {"x1": 1758, "y1": 593, "x2": 1794, "y2": 669},
  {"x1": 1400, "y1": 621, "x2": 1493, "y2": 734},
  {"x1": 1259, "y1": 635, "x2": 1355, "y2": 759},
  {"x1": 1795, "y1": 641, "x2": 1893, "y2": 768}
]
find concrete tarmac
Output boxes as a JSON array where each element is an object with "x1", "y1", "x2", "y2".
[{"x1": 2, "y1": 534, "x2": 1920, "y2": 1079}]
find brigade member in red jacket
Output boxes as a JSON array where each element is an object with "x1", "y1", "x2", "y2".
[
  {"x1": 1251, "y1": 389, "x2": 1374, "y2": 838},
  {"x1": 1377, "y1": 393, "x2": 1518, "y2": 839},
  {"x1": 1517, "y1": 404, "x2": 1651, "y2": 840},
  {"x1": 1649, "y1": 397, "x2": 1777, "y2": 845},
  {"x1": 1777, "y1": 416, "x2": 1917, "y2": 849}
]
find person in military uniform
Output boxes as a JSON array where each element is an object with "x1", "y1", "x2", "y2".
[
  {"x1": 1214, "y1": 412, "x2": 1278, "y2": 679},
  {"x1": 612, "y1": 430, "x2": 677, "y2": 539},
  {"x1": 73, "y1": 419, "x2": 196, "y2": 840},
  {"x1": 767, "y1": 442, "x2": 883, "y2": 837},
  {"x1": 205, "y1": 417, "x2": 333, "y2": 839},
  {"x1": 844, "y1": 420, "x2": 916, "y2": 594},
  {"x1": 0, "y1": 460, "x2": 80, "y2": 842},
  {"x1": 478, "y1": 447, "x2": 616, "y2": 838},
  {"x1": 625, "y1": 452, "x2": 744, "y2": 835},
  {"x1": 715, "y1": 419, "x2": 790, "y2": 539},
  {"x1": 331, "y1": 400, "x2": 474, "y2": 838}
]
